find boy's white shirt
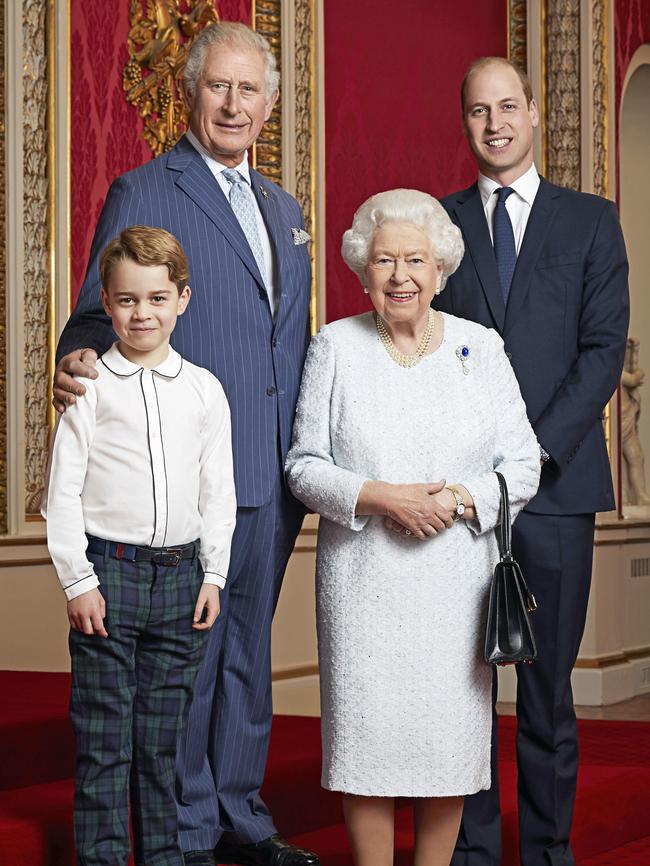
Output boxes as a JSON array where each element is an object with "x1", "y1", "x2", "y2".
[{"x1": 42, "y1": 343, "x2": 237, "y2": 601}]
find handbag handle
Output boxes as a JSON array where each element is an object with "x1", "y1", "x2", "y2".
[
  {"x1": 495, "y1": 471, "x2": 537, "y2": 612},
  {"x1": 495, "y1": 471, "x2": 511, "y2": 559}
]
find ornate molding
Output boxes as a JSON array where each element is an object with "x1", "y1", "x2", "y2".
[
  {"x1": 23, "y1": 0, "x2": 51, "y2": 516},
  {"x1": 508, "y1": 0, "x2": 527, "y2": 70},
  {"x1": 123, "y1": 0, "x2": 220, "y2": 156},
  {"x1": 253, "y1": 0, "x2": 282, "y2": 186},
  {"x1": 592, "y1": 0, "x2": 609, "y2": 198},
  {"x1": 544, "y1": 0, "x2": 581, "y2": 189},
  {"x1": 293, "y1": 0, "x2": 318, "y2": 333},
  {"x1": 0, "y1": 0, "x2": 6, "y2": 533},
  {"x1": 293, "y1": 0, "x2": 311, "y2": 234}
]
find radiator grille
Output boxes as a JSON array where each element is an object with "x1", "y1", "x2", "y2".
[{"x1": 630, "y1": 557, "x2": 650, "y2": 578}]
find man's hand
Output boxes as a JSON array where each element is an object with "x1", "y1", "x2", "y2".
[
  {"x1": 193, "y1": 583, "x2": 221, "y2": 630},
  {"x1": 67, "y1": 588, "x2": 108, "y2": 637},
  {"x1": 53, "y1": 349, "x2": 99, "y2": 413}
]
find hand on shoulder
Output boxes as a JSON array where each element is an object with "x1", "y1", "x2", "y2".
[{"x1": 53, "y1": 348, "x2": 98, "y2": 413}]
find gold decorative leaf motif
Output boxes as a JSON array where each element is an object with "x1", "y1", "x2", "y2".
[{"x1": 123, "y1": 0, "x2": 220, "y2": 156}]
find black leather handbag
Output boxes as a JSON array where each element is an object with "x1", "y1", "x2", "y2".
[{"x1": 484, "y1": 472, "x2": 538, "y2": 665}]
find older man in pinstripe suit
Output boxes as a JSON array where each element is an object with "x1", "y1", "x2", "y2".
[{"x1": 53, "y1": 22, "x2": 318, "y2": 866}]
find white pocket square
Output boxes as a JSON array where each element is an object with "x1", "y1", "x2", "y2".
[{"x1": 291, "y1": 228, "x2": 311, "y2": 245}]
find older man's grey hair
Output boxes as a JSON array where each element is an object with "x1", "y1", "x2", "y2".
[
  {"x1": 183, "y1": 22, "x2": 280, "y2": 100},
  {"x1": 341, "y1": 189, "x2": 465, "y2": 290}
]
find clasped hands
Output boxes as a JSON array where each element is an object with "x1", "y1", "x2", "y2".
[{"x1": 358, "y1": 479, "x2": 458, "y2": 540}]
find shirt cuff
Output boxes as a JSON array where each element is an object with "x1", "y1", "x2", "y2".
[
  {"x1": 64, "y1": 572, "x2": 100, "y2": 602},
  {"x1": 202, "y1": 571, "x2": 226, "y2": 589}
]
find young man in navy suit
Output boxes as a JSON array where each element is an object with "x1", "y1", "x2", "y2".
[
  {"x1": 53, "y1": 22, "x2": 317, "y2": 866},
  {"x1": 434, "y1": 58, "x2": 629, "y2": 866}
]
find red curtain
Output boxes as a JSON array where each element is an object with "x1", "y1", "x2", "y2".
[{"x1": 324, "y1": 0, "x2": 507, "y2": 322}]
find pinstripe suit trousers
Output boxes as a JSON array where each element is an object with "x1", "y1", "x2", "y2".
[{"x1": 176, "y1": 474, "x2": 304, "y2": 849}]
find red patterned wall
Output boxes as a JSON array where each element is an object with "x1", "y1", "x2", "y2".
[
  {"x1": 324, "y1": 0, "x2": 507, "y2": 322},
  {"x1": 70, "y1": 1, "x2": 252, "y2": 306}
]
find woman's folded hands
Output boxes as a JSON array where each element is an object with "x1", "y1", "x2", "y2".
[{"x1": 356, "y1": 479, "x2": 456, "y2": 540}]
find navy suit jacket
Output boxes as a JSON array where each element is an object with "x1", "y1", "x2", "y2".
[
  {"x1": 435, "y1": 177, "x2": 629, "y2": 515},
  {"x1": 58, "y1": 135, "x2": 312, "y2": 508}
]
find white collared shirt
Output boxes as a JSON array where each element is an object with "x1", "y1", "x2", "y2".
[
  {"x1": 478, "y1": 163, "x2": 541, "y2": 254},
  {"x1": 185, "y1": 129, "x2": 277, "y2": 314},
  {"x1": 42, "y1": 343, "x2": 237, "y2": 601}
]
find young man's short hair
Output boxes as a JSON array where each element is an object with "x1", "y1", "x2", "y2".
[
  {"x1": 100, "y1": 226, "x2": 190, "y2": 294},
  {"x1": 460, "y1": 56, "x2": 534, "y2": 110}
]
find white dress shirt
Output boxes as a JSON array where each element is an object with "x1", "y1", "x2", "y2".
[
  {"x1": 185, "y1": 129, "x2": 277, "y2": 315},
  {"x1": 43, "y1": 344, "x2": 237, "y2": 601},
  {"x1": 478, "y1": 163, "x2": 541, "y2": 254}
]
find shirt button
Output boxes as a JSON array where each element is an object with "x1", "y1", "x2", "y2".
[
  {"x1": 266, "y1": 386, "x2": 277, "y2": 396},
  {"x1": 272, "y1": 338, "x2": 278, "y2": 347}
]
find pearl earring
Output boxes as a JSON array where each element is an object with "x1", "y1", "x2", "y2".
[{"x1": 363, "y1": 287, "x2": 369, "y2": 294}]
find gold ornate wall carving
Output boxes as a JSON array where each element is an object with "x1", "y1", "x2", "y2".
[
  {"x1": 123, "y1": 0, "x2": 220, "y2": 156},
  {"x1": 293, "y1": 0, "x2": 312, "y2": 236},
  {"x1": 592, "y1": 0, "x2": 609, "y2": 198},
  {"x1": 293, "y1": 0, "x2": 317, "y2": 332},
  {"x1": 0, "y1": 0, "x2": 6, "y2": 533},
  {"x1": 544, "y1": 0, "x2": 581, "y2": 189},
  {"x1": 252, "y1": 0, "x2": 282, "y2": 186},
  {"x1": 508, "y1": 0, "x2": 528, "y2": 69},
  {"x1": 23, "y1": 0, "x2": 51, "y2": 516}
]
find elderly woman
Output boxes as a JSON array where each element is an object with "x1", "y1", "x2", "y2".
[{"x1": 285, "y1": 190, "x2": 540, "y2": 866}]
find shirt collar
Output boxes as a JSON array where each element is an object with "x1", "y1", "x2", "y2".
[
  {"x1": 185, "y1": 129, "x2": 251, "y2": 185},
  {"x1": 100, "y1": 342, "x2": 183, "y2": 379},
  {"x1": 478, "y1": 163, "x2": 540, "y2": 208}
]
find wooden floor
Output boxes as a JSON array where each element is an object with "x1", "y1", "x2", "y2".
[{"x1": 497, "y1": 692, "x2": 650, "y2": 721}]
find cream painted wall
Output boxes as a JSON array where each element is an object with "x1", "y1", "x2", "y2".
[{"x1": 620, "y1": 61, "x2": 650, "y2": 493}]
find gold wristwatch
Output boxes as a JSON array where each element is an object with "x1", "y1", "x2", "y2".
[{"x1": 447, "y1": 486, "x2": 466, "y2": 521}]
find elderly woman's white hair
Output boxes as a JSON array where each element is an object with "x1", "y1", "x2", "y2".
[
  {"x1": 183, "y1": 21, "x2": 280, "y2": 100},
  {"x1": 341, "y1": 189, "x2": 465, "y2": 290}
]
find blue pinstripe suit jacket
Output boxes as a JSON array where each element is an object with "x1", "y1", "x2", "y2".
[{"x1": 58, "y1": 136, "x2": 312, "y2": 508}]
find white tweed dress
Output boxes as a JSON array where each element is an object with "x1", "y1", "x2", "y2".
[{"x1": 286, "y1": 312, "x2": 540, "y2": 797}]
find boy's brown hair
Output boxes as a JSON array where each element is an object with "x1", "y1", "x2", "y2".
[{"x1": 100, "y1": 226, "x2": 190, "y2": 294}]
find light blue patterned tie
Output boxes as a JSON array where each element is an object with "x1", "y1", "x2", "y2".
[
  {"x1": 222, "y1": 168, "x2": 267, "y2": 285},
  {"x1": 493, "y1": 186, "x2": 517, "y2": 304}
]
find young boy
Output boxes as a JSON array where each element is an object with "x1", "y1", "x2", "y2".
[{"x1": 43, "y1": 226, "x2": 237, "y2": 866}]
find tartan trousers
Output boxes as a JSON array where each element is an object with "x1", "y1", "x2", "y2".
[{"x1": 69, "y1": 540, "x2": 208, "y2": 866}]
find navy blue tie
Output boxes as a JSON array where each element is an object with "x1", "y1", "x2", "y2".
[{"x1": 493, "y1": 187, "x2": 516, "y2": 303}]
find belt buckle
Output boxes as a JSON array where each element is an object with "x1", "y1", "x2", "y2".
[{"x1": 155, "y1": 549, "x2": 182, "y2": 567}]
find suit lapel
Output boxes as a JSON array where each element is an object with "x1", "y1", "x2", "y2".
[
  {"x1": 166, "y1": 139, "x2": 265, "y2": 288},
  {"x1": 453, "y1": 185, "x2": 506, "y2": 332},
  {"x1": 503, "y1": 178, "x2": 560, "y2": 336}
]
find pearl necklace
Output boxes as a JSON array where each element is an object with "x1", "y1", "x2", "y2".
[{"x1": 375, "y1": 309, "x2": 435, "y2": 368}]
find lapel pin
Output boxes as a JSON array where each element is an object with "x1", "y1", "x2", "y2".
[{"x1": 259, "y1": 185, "x2": 268, "y2": 199}]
